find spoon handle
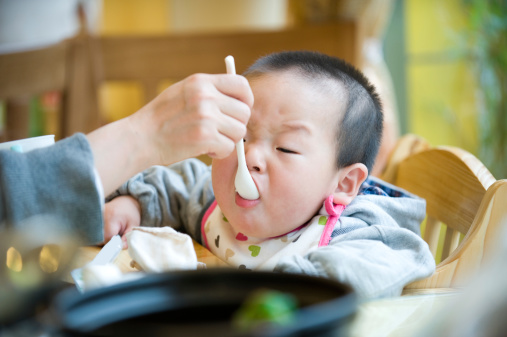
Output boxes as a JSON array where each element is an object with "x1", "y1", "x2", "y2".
[
  {"x1": 225, "y1": 55, "x2": 259, "y2": 200},
  {"x1": 225, "y1": 56, "x2": 244, "y2": 151},
  {"x1": 225, "y1": 55, "x2": 236, "y2": 75}
]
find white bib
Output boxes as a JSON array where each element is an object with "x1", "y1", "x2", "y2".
[{"x1": 201, "y1": 196, "x2": 345, "y2": 271}]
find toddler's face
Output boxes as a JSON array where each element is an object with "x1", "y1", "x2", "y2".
[{"x1": 212, "y1": 71, "x2": 344, "y2": 238}]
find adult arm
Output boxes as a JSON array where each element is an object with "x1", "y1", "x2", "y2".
[
  {"x1": 88, "y1": 73, "x2": 253, "y2": 196},
  {"x1": 0, "y1": 72, "x2": 251, "y2": 244}
]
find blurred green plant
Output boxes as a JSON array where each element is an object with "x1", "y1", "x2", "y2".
[{"x1": 463, "y1": 0, "x2": 507, "y2": 178}]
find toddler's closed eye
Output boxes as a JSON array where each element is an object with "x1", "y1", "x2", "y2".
[{"x1": 276, "y1": 147, "x2": 297, "y2": 154}]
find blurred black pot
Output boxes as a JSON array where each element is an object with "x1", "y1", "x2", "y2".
[{"x1": 50, "y1": 269, "x2": 357, "y2": 337}]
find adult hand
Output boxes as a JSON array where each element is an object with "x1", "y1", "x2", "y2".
[
  {"x1": 131, "y1": 73, "x2": 254, "y2": 164},
  {"x1": 87, "y1": 73, "x2": 254, "y2": 195}
]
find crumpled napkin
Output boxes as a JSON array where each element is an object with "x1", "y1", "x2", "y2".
[
  {"x1": 127, "y1": 226, "x2": 203, "y2": 272},
  {"x1": 81, "y1": 263, "x2": 144, "y2": 291}
]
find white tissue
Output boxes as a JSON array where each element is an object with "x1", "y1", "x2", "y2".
[
  {"x1": 81, "y1": 264, "x2": 122, "y2": 290},
  {"x1": 127, "y1": 227, "x2": 199, "y2": 272},
  {"x1": 81, "y1": 264, "x2": 145, "y2": 291}
]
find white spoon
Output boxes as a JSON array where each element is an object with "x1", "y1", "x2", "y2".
[{"x1": 225, "y1": 55, "x2": 259, "y2": 200}]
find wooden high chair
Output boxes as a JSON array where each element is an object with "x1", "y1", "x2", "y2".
[
  {"x1": 0, "y1": 5, "x2": 101, "y2": 142},
  {"x1": 380, "y1": 134, "x2": 507, "y2": 291},
  {"x1": 0, "y1": 41, "x2": 69, "y2": 141}
]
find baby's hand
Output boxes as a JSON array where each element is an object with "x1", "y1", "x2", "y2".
[{"x1": 103, "y1": 196, "x2": 141, "y2": 249}]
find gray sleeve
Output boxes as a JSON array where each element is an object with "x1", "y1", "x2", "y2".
[
  {"x1": 107, "y1": 158, "x2": 215, "y2": 243},
  {"x1": 274, "y1": 194, "x2": 436, "y2": 300},
  {"x1": 0, "y1": 133, "x2": 103, "y2": 244}
]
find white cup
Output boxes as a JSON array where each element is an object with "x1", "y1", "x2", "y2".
[{"x1": 0, "y1": 135, "x2": 55, "y2": 153}]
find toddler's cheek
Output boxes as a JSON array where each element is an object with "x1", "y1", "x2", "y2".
[{"x1": 212, "y1": 157, "x2": 236, "y2": 180}]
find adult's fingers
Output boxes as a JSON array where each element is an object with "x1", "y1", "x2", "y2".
[
  {"x1": 204, "y1": 131, "x2": 237, "y2": 159},
  {"x1": 180, "y1": 74, "x2": 251, "y2": 142},
  {"x1": 210, "y1": 74, "x2": 254, "y2": 108},
  {"x1": 181, "y1": 74, "x2": 251, "y2": 125},
  {"x1": 215, "y1": 92, "x2": 252, "y2": 126}
]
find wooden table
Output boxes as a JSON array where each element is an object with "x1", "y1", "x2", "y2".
[
  {"x1": 349, "y1": 290, "x2": 462, "y2": 337},
  {"x1": 65, "y1": 240, "x2": 463, "y2": 337}
]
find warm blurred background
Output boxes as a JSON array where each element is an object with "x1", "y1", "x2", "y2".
[{"x1": 0, "y1": 0, "x2": 505, "y2": 178}]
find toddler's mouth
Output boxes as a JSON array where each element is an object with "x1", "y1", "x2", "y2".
[{"x1": 235, "y1": 192, "x2": 260, "y2": 208}]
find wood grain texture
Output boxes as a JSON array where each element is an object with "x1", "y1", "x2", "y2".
[
  {"x1": 96, "y1": 21, "x2": 358, "y2": 103},
  {"x1": 98, "y1": 22, "x2": 357, "y2": 78},
  {"x1": 406, "y1": 181, "x2": 507, "y2": 289},
  {"x1": 388, "y1": 135, "x2": 507, "y2": 290},
  {"x1": 423, "y1": 216, "x2": 441, "y2": 257},
  {"x1": 0, "y1": 41, "x2": 69, "y2": 141},
  {"x1": 396, "y1": 147, "x2": 495, "y2": 235},
  {"x1": 379, "y1": 133, "x2": 431, "y2": 184},
  {"x1": 0, "y1": 41, "x2": 68, "y2": 99}
]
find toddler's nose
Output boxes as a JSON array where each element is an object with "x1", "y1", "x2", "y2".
[{"x1": 244, "y1": 143, "x2": 265, "y2": 173}]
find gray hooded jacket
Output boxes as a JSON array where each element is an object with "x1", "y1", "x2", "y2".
[{"x1": 109, "y1": 158, "x2": 435, "y2": 299}]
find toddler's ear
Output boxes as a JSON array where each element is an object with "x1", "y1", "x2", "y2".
[{"x1": 332, "y1": 163, "x2": 368, "y2": 205}]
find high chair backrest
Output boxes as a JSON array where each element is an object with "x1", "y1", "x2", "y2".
[{"x1": 380, "y1": 134, "x2": 507, "y2": 290}]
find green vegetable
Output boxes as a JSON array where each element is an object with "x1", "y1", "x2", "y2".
[{"x1": 232, "y1": 289, "x2": 298, "y2": 331}]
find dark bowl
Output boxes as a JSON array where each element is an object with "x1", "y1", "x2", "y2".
[{"x1": 51, "y1": 269, "x2": 357, "y2": 337}]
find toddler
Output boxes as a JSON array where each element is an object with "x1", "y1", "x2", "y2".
[{"x1": 104, "y1": 51, "x2": 435, "y2": 299}]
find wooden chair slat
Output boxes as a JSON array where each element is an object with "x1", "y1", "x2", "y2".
[
  {"x1": 385, "y1": 135, "x2": 507, "y2": 291},
  {"x1": 423, "y1": 216, "x2": 441, "y2": 257},
  {"x1": 441, "y1": 227, "x2": 461, "y2": 261}
]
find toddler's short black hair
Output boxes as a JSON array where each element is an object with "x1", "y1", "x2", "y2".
[{"x1": 243, "y1": 51, "x2": 383, "y2": 173}]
